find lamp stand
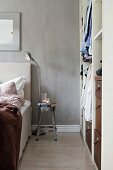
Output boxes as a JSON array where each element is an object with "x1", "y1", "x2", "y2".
[{"x1": 34, "y1": 60, "x2": 41, "y2": 101}]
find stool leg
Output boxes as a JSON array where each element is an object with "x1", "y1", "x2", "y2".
[
  {"x1": 36, "y1": 111, "x2": 42, "y2": 141},
  {"x1": 52, "y1": 109, "x2": 57, "y2": 141}
]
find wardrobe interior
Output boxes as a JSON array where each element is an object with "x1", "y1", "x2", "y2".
[
  {"x1": 80, "y1": 0, "x2": 102, "y2": 169},
  {"x1": 80, "y1": 0, "x2": 113, "y2": 169}
]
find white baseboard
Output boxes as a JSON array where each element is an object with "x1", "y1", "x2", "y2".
[
  {"x1": 56, "y1": 125, "x2": 80, "y2": 132},
  {"x1": 32, "y1": 125, "x2": 80, "y2": 133}
]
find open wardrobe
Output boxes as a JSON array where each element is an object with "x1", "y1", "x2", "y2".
[{"x1": 80, "y1": 0, "x2": 113, "y2": 170}]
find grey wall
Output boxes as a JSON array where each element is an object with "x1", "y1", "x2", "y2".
[{"x1": 0, "y1": 0, "x2": 80, "y2": 125}]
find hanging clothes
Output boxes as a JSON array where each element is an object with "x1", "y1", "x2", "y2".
[
  {"x1": 81, "y1": 67, "x2": 89, "y2": 109},
  {"x1": 80, "y1": 0, "x2": 92, "y2": 58},
  {"x1": 81, "y1": 64, "x2": 92, "y2": 121},
  {"x1": 84, "y1": 65, "x2": 92, "y2": 121}
]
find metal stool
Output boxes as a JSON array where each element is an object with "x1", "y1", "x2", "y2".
[{"x1": 36, "y1": 102, "x2": 57, "y2": 141}]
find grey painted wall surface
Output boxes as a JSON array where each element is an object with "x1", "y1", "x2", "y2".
[{"x1": 0, "y1": 0, "x2": 80, "y2": 125}]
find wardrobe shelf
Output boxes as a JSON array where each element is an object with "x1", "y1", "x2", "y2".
[
  {"x1": 94, "y1": 29, "x2": 102, "y2": 40},
  {"x1": 93, "y1": 0, "x2": 102, "y2": 3}
]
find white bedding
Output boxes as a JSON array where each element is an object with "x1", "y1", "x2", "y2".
[
  {"x1": 20, "y1": 100, "x2": 31, "y2": 114},
  {"x1": 19, "y1": 100, "x2": 32, "y2": 159}
]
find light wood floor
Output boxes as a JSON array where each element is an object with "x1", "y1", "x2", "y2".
[{"x1": 18, "y1": 133, "x2": 95, "y2": 170}]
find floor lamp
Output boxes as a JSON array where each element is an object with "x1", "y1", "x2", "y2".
[{"x1": 24, "y1": 51, "x2": 41, "y2": 101}]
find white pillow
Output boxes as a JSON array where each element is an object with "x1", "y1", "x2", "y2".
[
  {"x1": 2, "y1": 76, "x2": 26, "y2": 98},
  {"x1": 0, "y1": 82, "x2": 17, "y2": 95}
]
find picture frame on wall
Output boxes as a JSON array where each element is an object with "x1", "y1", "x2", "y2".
[{"x1": 0, "y1": 12, "x2": 21, "y2": 51}]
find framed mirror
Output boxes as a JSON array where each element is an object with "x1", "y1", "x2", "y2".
[{"x1": 0, "y1": 13, "x2": 20, "y2": 51}]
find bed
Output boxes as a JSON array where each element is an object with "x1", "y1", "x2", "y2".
[{"x1": 0, "y1": 62, "x2": 32, "y2": 160}]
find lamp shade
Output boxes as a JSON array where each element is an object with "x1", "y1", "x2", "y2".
[{"x1": 24, "y1": 51, "x2": 34, "y2": 61}]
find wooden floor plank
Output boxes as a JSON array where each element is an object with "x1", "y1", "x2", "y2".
[{"x1": 18, "y1": 133, "x2": 95, "y2": 170}]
